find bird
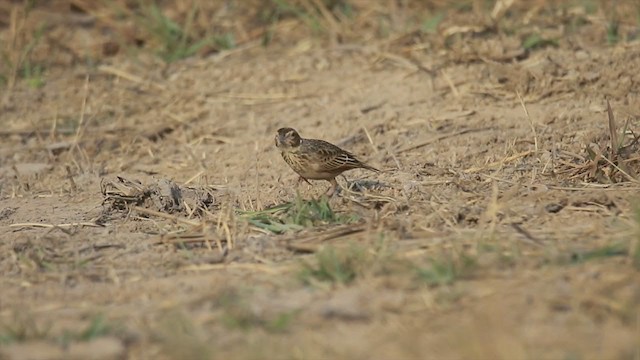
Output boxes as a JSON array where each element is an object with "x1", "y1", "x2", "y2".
[{"x1": 275, "y1": 127, "x2": 379, "y2": 196}]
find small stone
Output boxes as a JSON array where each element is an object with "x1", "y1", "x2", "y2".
[{"x1": 545, "y1": 203, "x2": 565, "y2": 213}]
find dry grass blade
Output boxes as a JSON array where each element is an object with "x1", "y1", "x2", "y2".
[
  {"x1": 9, "y1": 222, "x2": 103, "y2": 229},
  {"x1": 441, "y1": 68, "x2": 460, "y2": 98},
  {"x1": 599, "y1": 155, "x2": 640, "y2": 184},
  {"x1": 398, "y1": 127, "x2": 494, "y2": 154},
  {"x1": 517, "y1": 90, "x2": 538, "y2": 151},
  {"x1": 132, "y1": 206, "x2": 201, "y2": 227},
  {"x1": 464, "y1": 150, "x2": 535, "y2": 173},
  {"x1": 179, "y1": 263, "x2": 290, "y2": 274},
  {"x1": 72, "y1": 75, "x2": 90, "y2": 153},
  {"x1": 283, "y1": 223, "x2": 369, "y2": 253},
  {"x1": 98, "y1": 65, "x2": 166, "y2": 91},
  {"x1": 491, "y1": 0, "x2": 515, "y2": 21},
  {"x1": 306, "y1": 0, "x2": 341, "y2": 35},
  {"x1": 559, "y1": 99, "x2": 640, "y2": 183},
  {"x1": 208, "y1": 92, "x2": 313, "y2": 105},
  {"x1": 510, "y1": 223, "x2": 544, "y2": 247},
  {"x1": 607, "y1": 98, "x2": 619, "y2": 160}
]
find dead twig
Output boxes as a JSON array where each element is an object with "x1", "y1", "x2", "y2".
[
  {"x1": 600, "y1": 155, "x2": 640, "y2": 183},
  {"x1": 131, "y1": 206, "x2": 201, "y2": 226},
  {"x1": 98, "y1": 65, "x2": 166, "y2": 91},
  {"x1": 398, "y1": 127, "x2": 494, "y2": 154},
  {"x1": 464, "y1": 150, "x2": 535, "y2": 173},
  {"x1": 510, "y1": 223, "x2": 544, "y2": 247},
  {"x1": 10, "y1": 222, "x2": 103, "y2": 229},
  {"x1": 607, "y1": 98, "x2": 619, "y2": 160},
  {"x1": 517, "y1": 90, "x2": 538, "y2": 152},
  {"x1": 284, "y1": 224, "x2": 369, "y2": 253},
  {"x1": 441, "y1": 68, "x2": 460, "y2": 98}
]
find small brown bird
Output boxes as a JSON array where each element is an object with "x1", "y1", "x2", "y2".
[{"x1": 275, "y1": 127, "x2": 379, "y2": 196}]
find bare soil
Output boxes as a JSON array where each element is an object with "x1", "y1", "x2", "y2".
[{"x1": 1, "y1": 1, "x2": 640, "y2": 359}]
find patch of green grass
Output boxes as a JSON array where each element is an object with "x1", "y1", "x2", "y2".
[
  {"x1": 416, "y1": 252, "x2": 478, "y2": 287},
  {"x1": 57, "y1": 315, "x2": 116, "y2": 346},
  {"x1": 77, "y1": 315, "x2": 113, "y2": 341},
  {"x1": 260, "y1": 0, "x2": 335, "y2": 39},
  {"x1": 212, "y1": 33, "x2": 235, "y2": 51},
  {"x1": 299, "y1": 245, "x2": 368, "y2": 285},
  {"x1": 134, "y1": 2, "x2": 227, "y2": 63},
  {"x1": 522, "y1": 33, "x2": 559, "y2": 50},
  {"x1": 581, "y1": 0, "x2": 599, "y2": 15},
  {"x1": 454, "y1": 0, "x2": 474, "y2": 12},
  {"x1": 239, "y1": 195, "x2": 357, "y2": 234},
  {"x1": 216, "y1": 289, "x2": 297, "y2": 333},
  {"x1": 328, "y1": 0, "x2": 355, "y2": 19},
  {"x1": 421, "y1": 12, "x2": 445, "y2": 34},
  {"x1": 632, "y1": 206, "x2": 640, "y2": 270},
  {"x1": 298, "y1": 236, "x2": 413, "y2": 286},
  {"x1": 569, "y1": 242, "x2": 628, "y2": 264},
  {"x1": 0, "y1": 313, "x2": 51, "y2": 344},
  {"x1": 22, "y1": 60, "x2": 45, "y2": 88},
  {"x1": 604, "y1": 4, "x2": 621, "y2": 45},
  {"x1": 606, "y1": 20, "x2": 619, "y2": 45},
  {"x1": 266, "y1": 311, "x2": 297, "y2": 332},
  {"x1": 224, "y1": 309, "x2": 298, "y2": 333},
  {"x1": 1, "y1": 19, "x2": 46, "y2": 89},
  {"x1": 0, "y1": 313, "x2": 118, "y2": 346},
  {"x1": 631, "y1": 245, "x2": 640, "y2": 270},
  {"x1": 157, "y1": 312, "x2": 213, "y2": 360}
]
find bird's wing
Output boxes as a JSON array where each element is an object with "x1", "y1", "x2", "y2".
[
  {"x1": 311, "y1": 140, "x2": 372, "y2": 172},
  {"x1": 322, "y1": 151, "x2": 364, "y2": 171}
]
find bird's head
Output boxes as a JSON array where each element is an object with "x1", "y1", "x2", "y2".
[{"x1": 275, "y1": 127, "x2": 302, "y2": 149}]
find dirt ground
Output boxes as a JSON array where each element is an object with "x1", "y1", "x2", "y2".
[{"x1": 1, "y1": 1, "x2": 640, "y2": 359}]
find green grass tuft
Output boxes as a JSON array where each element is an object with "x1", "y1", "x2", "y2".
[
  {"x1": 606, "y1": 20, "x2": 619, "y2": 45},
  {"x1": 239, "y1": 195, "x2": 358, "y2": 234},
  {"x1": 421, "y1": 12, "x2": 445, "y2": 34},
  {"x1": 157, "y1": 312, "x2": 213, "y2": 360},
  {"x1": 134, "y1": 2, "x2": 227, "y2": 63},
  {"x1": 0, "y1": 313, "x2": 116, "y2": 346},
  {"x1": 522, "y1": 33, "x2": 559, "y2": 50},
  {"x1": 298, "y1": 236, "x2": 408, "y2": 286},
  {"x1": 216, "y1": 289, "x2": 297, "y2": 332},
  {"x1": 416, "y1": 252, "x2": 477, "y2": 287},
  {"x1": 632, "y1": 206, "x2": 640, "y2": 270},
  {"x1": 299, "y1": 245, "x2": 366, "y2": 285},
  {"x1": 0, "y1": 313, "x2": 51, "y2": 344},
  {"x1": 58, "y1": 315, "x2": 116, "y2": 346},
  {"x1": 77, "y1": 315, "x2": 112, "y2": 341},
  {"x1": 1, "y1": 20, "x2": 46, "y2": 89},
  {"x1": 265, "y1": 0, "x2": 326, "y2": 35},
  {"x1": 569, "y1": 242, "x2": 628, "y2": 264}
]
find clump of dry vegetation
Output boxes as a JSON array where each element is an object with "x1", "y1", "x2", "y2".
[{"x1": 556, "y1": 100, "x2": 640, "y2": 184}]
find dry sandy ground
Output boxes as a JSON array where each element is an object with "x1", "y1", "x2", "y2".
[{"x1": 1, "y1": 3, "x2": 640, "y2": 360}]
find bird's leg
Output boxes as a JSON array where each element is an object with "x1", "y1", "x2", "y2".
[
  {"x1": 324, "y1": 178, "x2": 339, "y2": 197},
  {"x1": 297, "y1": 176, "x2": 312, "y2": 185}
]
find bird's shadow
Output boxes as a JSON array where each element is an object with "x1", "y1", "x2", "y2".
[{"x1": 342, "y1": 178, "x2": 388, "y2": 193}]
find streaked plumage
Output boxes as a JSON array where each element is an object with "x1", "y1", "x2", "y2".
[{"x1": 275, "y1": 127, "x2": 379, "y2": 196}]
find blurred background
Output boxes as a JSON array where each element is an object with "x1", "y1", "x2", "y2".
[{"x1": 1, "y1": 0, "x2": 639, "y2": 90}]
